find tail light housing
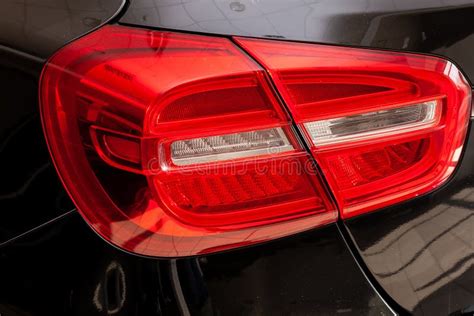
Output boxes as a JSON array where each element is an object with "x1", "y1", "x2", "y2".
[
  {"x1": 40, "y1": 25, "x2": 336, "y2": 257},
  {"x1": 236, "y1": 37, "x2": 471, "y2": 218},
  {"x1": 40, "y1": 25, "x2": 470, "y2": 257}
]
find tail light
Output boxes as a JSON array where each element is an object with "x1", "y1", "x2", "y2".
[
  {"x1": 236, "y1": 38, "x2": 471, "y2": 218},
  {"x1": 40, "y1": 25, "x2": 336, "y2": 257},
  {"x1": 40, "y1": 25, "x2": 470, "y2": 257}
]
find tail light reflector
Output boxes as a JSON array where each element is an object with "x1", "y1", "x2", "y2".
[
  {"x1": 303, "y1": 100, "x2": 440, "y2": 146},
  {"x1": 40, "y1": 25, "x2": 336, "y2": 257},
  {"x1": 169, "y1": 127, "x2": 293, "y2": 166},
  {"x1": 236, "y1": 37, "x2": 471, "y2": 218}
]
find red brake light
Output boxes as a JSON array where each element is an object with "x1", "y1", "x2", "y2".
[
  {"x1": 41, "y1": 24, "x2": 471, "y2": 257},
  {"x1": 40, "y1": 25, "x2": 336, "y2": 257},
  {"x1": 236, "y1": 37, "x2": 471, "y2": 218}
]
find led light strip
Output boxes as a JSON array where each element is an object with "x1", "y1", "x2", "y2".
[
  {"x1": 171, "y1": 127, "x2": 294, "y2": 165},
  {"x1": 303, "y1": 100, "x2": 441, "y2": 147}
]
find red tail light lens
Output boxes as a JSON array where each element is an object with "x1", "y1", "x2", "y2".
[
  {"x1": 40, "y1": 25, "x2": 336, "y2": 257},
  {"x1": 236, "y1": 37, "x2": 471, "y2": 218},
  {"x1": 41, "y1": 24, "x2": 471, "y2": 256}
]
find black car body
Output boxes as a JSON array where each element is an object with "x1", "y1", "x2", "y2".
[{"x1": 1, "y1": 1, "x2": 474, "y2": 315}]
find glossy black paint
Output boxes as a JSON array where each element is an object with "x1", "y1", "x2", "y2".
[
  {"x1": 0, "y1": 211, "x2": 391, "y2": 316},
  {"x1": 1, "y1": 0, "x2": 125, "y2": 58},
  {"x1": 0, "y1": 0, "x2": 124, "y2": 243},
  {"x1": 0, "y1": 211, "x2": 164, "y2": 316},
  {"x1": 0, "y1": 56, "x2": 72, "y2": 244},
  {"x1": 121, "y1": 0, "x2": 474, "y2": 85},
  {"x1": 345, "y1": 121, "x2": 474, "y2": 315}
]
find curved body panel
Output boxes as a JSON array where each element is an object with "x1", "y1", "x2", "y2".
[
  {"x1": 0, "y1": 0, "x2": 125, "y2": 243},
  {"x1": 121, "y1": 0, "x2": 474, "y2": 84}
]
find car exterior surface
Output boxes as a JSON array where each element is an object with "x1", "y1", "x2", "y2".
[{"x1": 1, "y1": 1, "x2": 474, "y2": 315}]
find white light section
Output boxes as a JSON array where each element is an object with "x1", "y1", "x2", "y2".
[
  {"x1": 171, "y1": 127, "x2": 294, "y2": 165},
  {"x1": 304, "y1": 100, "x2": 440, "y2": 146}
]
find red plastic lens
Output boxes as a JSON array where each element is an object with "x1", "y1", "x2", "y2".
[
  {"x1": 236, "y1": 37, "x2": 471, "y2": 218},
  {"x1": 40, "y1": 25, "x2": 336, "y2": 257},
  {"x1": 41, "y1": 24, "x2": 471, "y2": 256}
]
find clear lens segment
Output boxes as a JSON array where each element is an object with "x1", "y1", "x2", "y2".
[
  {"x1": 171, "y1": 127, "x2": 294, "y2": 165},
  {"x1": 304, "y1": 100, "x2": 440, "y2": 146}
]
